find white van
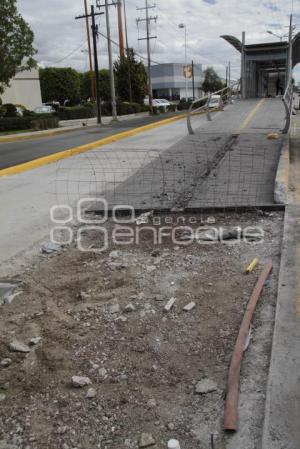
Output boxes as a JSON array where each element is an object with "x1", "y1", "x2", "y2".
[{"x1": 208, "y1": 95, "x2": 221, "y2": 108}]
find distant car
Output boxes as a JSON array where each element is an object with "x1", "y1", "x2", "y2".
[
  {"x1": 34, "y1": 105, "x2": 55, "y2": 114},
  {"x1": 154, "y1": 99, "x2": 171, "y2": 111},
  {"x1": 16, "y1": 107, "x2": 23, "y2": 116},
  {"x1": 207, "y1": 95, "x2": 221, "y2": 108},
  {"x1": 158, "y1": 99, "x2": 170, "y2": 106}
]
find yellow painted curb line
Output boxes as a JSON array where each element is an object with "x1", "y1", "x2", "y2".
[
  {"x1": 0, "y1": 113, "x2": 191, "y2": 178},
  {"x1": 236, "y1": 98, "x2": 265, "y2": 133}
]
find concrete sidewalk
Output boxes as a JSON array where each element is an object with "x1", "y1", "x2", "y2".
[{"x1": 262, "y1": 113, "x2": 300, "y2": 449}]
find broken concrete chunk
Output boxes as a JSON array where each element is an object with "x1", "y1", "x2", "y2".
[
  {"x1": 195, "y1": 378, "x2": 218, "y2": 394},
  {"x1": 29, "y1": 336, "x2": 42, "y2": 346},
  {"x1": 109, "y1": 303, "x2": 120, "y2": 314},
  {"x1": 98, "y1": 368, "x2": 108, "y2": 378},
  {"x1": 168, "y1": 439, "x2": 181, "y2": 449},
  {"x1": 0, "y1": 394, "x2": 6, "y2": 402},
  {"x1": 71, "y1": 376, "x2": 92, "y2": 388},
  {"x1": 164, "y1": 297, "x2": 176, "y2": 312},
  {"x1": 0, "y1": 358, "x2": 12, "y2": 368},
  {"x1": 41, "y1": 242, "x2": 62, "y2": 254},
  {"x1": 0, "y1": 282, "x2": 19, "y2": 306},
  {"x1": 139, "y1": 433, "x2": 156, "y2": 448},
  {"x1": 124, "y1": 303, "x2": 135, "y2": 313},
  {"x1": 136, "y1": 211, "x2": 153, "y2": 225},
  {"x1": 183, "y1": 302, "x2": 196, "y2": 311},
  {"x1": 9, "y1": 340, "x2": 30, "y2": 353},
  {"x1": 109, "y1": 250, "x2": 122, "y2": 259},
  {"x1": 86, "y1": 387, "x2": 96, "y2": 399}
]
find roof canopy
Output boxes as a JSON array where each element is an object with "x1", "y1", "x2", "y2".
[{"x1": 221, "y1": 33, "x2": 300, "y2": 67}]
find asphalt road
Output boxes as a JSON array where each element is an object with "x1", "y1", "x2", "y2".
[{"x1": 0, "y1": 112, "x2": 185, "y2": 170}]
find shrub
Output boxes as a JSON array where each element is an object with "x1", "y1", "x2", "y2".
[
  {"x1": 101, "y1": 101, "x2": 112, "y2": 116},
  {"x1": 30, "y1": 114, "x2": 59, "y2": 130},
  {"x1": 0, "y1": 114, "x2": 59, "y2": 132},
  {"x1": 3, "y1": 103, "x2": 18, "y2": 117},
  {"x1": 117, "y1": 102, "x2": 141, "y2": 115},
  {"x1": 158, "y1": 106, "x2": 166, "y2": 114},
  {"x1": 167, "y1": 104, "x2": 177, "y2": 112},
  {"x1": 57, "y1": 105, "x2": 96, "y2": 120},
  {"x1": 152, "y1": 106, "x2": 160, "y2": 115},
  {"x1": 0, "y1": 105, "x2": 7, "y2": 118}
]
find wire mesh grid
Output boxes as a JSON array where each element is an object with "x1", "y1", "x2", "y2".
[{"x1": 53, "y1": 133, "x2": 281, "y2": 215}]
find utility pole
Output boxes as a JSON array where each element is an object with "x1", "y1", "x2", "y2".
[
  {"x1": 228, "y1": 61, "x2": 231, "y2": 88},
  {"x1": 97, "y1": 0, "x2": 118, "y2": 120},
  {"x1": 226, "y1": 66, "x2": 228, "y2": 87},
  {"x1": 117, "y1": 1, "x2": 126, "y2": 60},
  {"x1": 123, "y1": 0, "x2": 133, "y2": 102},
  {"x1": 137, "y1": 1, "x2": 158, "y2": 114},
  {"x1": 241, "y1": 31, "x2": 246, "y2": 99},
  {"x1": 192, "y1": 60, "x2": 195, "y2": 100},
  {"x1": 288, "y1": 14, "x2": 293, "y2": 83},
  {"x1": 83, "y1": 0, "x2": 96, "y2": 101},
  {"x1": 76, "y1": 5, "x2": 104, "y2": 124}
]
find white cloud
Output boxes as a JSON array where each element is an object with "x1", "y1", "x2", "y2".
[{"x1": 17, "y1": 0, "x2": 300, "y2": 81}]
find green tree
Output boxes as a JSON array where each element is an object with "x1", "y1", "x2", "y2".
[
  {"x1": 39, "y1": 67, "x2": 81, "y2": 105},
  {"x1": 80, "y1": 70, "x2": 111, "y2": 102},
  {"x1": 114, "y1": 49, "x2": 147, "y2": 104},
  {"x1": 202, "y1": 67, "x2": 225, "y2": 93},
  {"x1": 0, "y1": 0, "x2": 36, "y2": 95}
]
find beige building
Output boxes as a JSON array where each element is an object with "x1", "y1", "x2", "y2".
[{"x1": 1, "y1": 68, "x2": 42, "y2": 110}]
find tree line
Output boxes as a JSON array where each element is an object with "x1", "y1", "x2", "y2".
[{"x1": 39, "y1": 50, "x2": 148, "y2": 106}]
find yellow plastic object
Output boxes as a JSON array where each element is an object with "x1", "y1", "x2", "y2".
[{"x1": 245, "y1": 258, "x2": 259, "y2": 274}]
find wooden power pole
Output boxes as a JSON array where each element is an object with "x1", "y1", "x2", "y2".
[
  {"x1": 117, "y1": 1, "x2": 125, "y2": 60},
  {"x1": 76, "y1": 6, "x2": 104, "y2": 124},
  {"x1": 84, "y1": 0, "x2": 96, "y2": 100}
]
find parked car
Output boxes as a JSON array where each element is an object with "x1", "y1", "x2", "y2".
[
  {"x1": 207, "y1": 95, "x2": 221, "y2": 108},
  {"x1": 34, "y1": 105, "x2": 55, "y2": 114},
  {"x1": 157, "y1": 99, "x2": 171, "y2": 108}
]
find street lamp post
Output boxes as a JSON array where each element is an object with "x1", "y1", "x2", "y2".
[
  {"x1": 267, "y1": 30, "x2": 289, "y2": 41},
  {"x1": 179, "y1": 23, "x2": 188, "y2": 100}
]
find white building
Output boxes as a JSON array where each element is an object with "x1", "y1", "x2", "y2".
[
  {"x1": 1, "y1": 68, "x2": 42, "y2": 110},
  {"x1": 151, "y1": 63, "x2": 204, "y2": 100}
]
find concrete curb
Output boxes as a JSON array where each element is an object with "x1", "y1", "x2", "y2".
[
  {"x1": 274, "y1": 135, "x2": 290, "y2": 204},
  {"x1": 0, "y1": 112, "x2": 188, "y2": 178},
  {"x1": 0, "y1": 112, "x2": 153, "y2": 144},
  {"x1": 261, "y1": 204, "x2": 300, "y2": 449},
  {"x1": 0, "y1": 125, "x2": 79, "y2": 143}
]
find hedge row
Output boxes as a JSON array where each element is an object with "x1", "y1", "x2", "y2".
[
  {"x1": 0, "y1": 115, "x2": 59, "y2": 132},
  {"x1": 57, "y1": 102, "x2": 149, "y2": 120},
  {"x1": 57, "y1": 106, "x2": 96, "y2": 120}
]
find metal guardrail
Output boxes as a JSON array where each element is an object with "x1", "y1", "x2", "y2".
[
  {"x1": 282, "y1": 79, "x2": 294, "y2": 134},
  {"x1": 187, "y1": 83, "x2": 240, "y2": 135}
]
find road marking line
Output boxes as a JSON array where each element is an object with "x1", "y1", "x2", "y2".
[
  {"x1": 235, "y1": 98, "x2": 265, "y2": 133},
  {"x1": 0, "y1": 113, "x2": 191, "y2": 178}
]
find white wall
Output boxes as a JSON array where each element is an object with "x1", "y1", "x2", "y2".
[
  {"x1": 179, "y1": 88, "x2": 203, "y2": 99},
  {"x1": 1, "y1": 68, "x2": 42, "y2": 110}
]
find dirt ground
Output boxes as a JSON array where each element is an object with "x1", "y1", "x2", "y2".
[{"x1": 0, "y1": 211, "x2": 283, "y2": 449}]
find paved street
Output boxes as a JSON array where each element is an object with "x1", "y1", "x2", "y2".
[{"x1": 0, "y1": 112, "x2": 185, "y2": 170}]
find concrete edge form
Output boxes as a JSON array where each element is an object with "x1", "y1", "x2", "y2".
[
  {"x1": 274, "y1": 134, "x2": 290, "y2": 205},
  {"x1": 262, "y1": 119, "x2": 300, "y2": 449}
]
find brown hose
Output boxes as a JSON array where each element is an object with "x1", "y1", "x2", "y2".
[{"x1": 224, "y1": 260, "x2": 273, "y2": 431}]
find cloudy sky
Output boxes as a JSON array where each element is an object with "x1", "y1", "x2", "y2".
[{"x1": 18, "y1": 0, "x2": 300, "y2": 81}]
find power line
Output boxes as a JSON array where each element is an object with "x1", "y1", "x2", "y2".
[{"x1": 54, "y1": 40, "x2": 88, "y2": 64}]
